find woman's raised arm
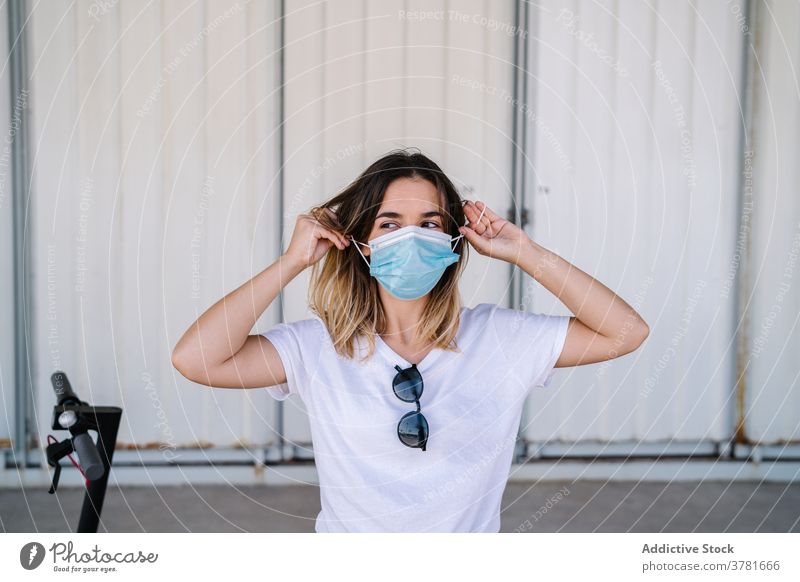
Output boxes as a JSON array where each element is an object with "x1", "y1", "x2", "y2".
[
  {"x1": 458, "y1": 200, "x2": 650, "y2": 368},
  {"x1": 171, "y1": 211, "x2": 349, "y2": 389}
]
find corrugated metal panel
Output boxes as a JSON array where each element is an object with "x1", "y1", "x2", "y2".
[
  {"x1": 24, "y1": 0, "x2": 518, "y2": 457},
  {"x1": 745, "y1": 0, "x2": 800, "y2": 445},
  {"x1": 524, "y1": 0, "x2": 745, "y2": 444},
  {"x1": 22, "y1": 0, "x2": 793, "y2": 461},
  {"x1": 0, "y1": 4, "x2": 13, "y2": 448},
  {"x1": 279, "y1": 0, "x2": 518, "y2": 445},
  {"x1": 28, "y1": 0, "x2": 283, "y2": 451}
]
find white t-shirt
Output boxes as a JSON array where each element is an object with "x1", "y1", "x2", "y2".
[{"x1": 261, "y1": 302, "x2": 570, "y2": 532}]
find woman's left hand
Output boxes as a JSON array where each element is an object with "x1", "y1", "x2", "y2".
[{"x1": 458, "y1": 200, "x2": 531, "y2": 264}]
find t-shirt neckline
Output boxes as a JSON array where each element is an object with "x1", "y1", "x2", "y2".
[
  {"x1": 372, "y1": 306, "x2": 467, "y2": 372},
  {"x1": 374, "y1": 334, "x2": 444, "y2": 370}
]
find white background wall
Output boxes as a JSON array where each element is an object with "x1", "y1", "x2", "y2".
[
  {"x1": 745, "y1": 0, "x2": 800, "y2": 446},
  {"x1": 525, "y1": 0, "x2": 798, "y2": 449},
  {"x1": 0, "y1": 3, "x2": 13, "y2": 449},
  {"x1": 525, "y1": 0, "x2": 744, "y2": 446},
  {"x1": 23, "y1": 0, "x2": 520, "y2": 456},
  {"x1": 27, "y1": 0, "x2": 284, "y2": 453},
  {"x1": 1, "y1": 0, "x2": 795, "y2": 463}
]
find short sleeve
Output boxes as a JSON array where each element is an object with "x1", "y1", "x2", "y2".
[
  {"x1": 261, "y1": 318, "x2": 319, "y2": 401},
  {"x1": 488, "y1": 305, "x2": 571, "y2": 391}
]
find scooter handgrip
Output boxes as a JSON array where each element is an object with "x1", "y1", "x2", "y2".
[{"x1": 72, "y1": 432, "x2": 105, "y2": 481}]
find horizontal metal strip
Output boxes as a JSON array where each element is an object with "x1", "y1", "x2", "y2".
[
  {"x1": 5, "y1": 441, "x2": 800, "y2": 472},
  {"x1": 524, "y1": 441, "x2": 721, "y2": 459},
  {"x1": 3, "y1": 460, "x2": 799, "y2": 488}
]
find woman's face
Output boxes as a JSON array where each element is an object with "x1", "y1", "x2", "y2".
[{"x1": 361, "y1": 177, "x2": 448, "y2": 258}]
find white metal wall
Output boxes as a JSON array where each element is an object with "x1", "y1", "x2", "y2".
[
  {"x1": 28, "y1": 0, "x2": 283, "y2": 452},
  {"x1": 278, "y1": 0, "x2": 519, "y2": 446},
  {"x1": 746, "y1": 0, "x2": 800, "y2": 446},
  {"x1": 25, "y1": 0, "x2": 520, "y2": 454},
  {"x1": 523, "y1": 0, "x2": 745, "y2": 445},
  {"x1": 17, "y1": 0, "x2": 797, "y2": 462},
  {"x1": 0, "y1": 4, "x2": 13, "y2": 448}
]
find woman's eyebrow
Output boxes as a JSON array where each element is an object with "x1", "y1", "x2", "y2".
[{"x1": 375, "y1": 210, "x2": 444, "y2": 219}]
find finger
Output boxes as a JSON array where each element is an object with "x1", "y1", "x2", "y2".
[
  {"x1": 462, "y1": 201, "x2": 477, "y2": 223},
  {"x1": 318, "y1": 210, "x2": 347, "y2": 245},
  {"x1": 474, "y1": 200, "x2": 500, "y2": 223},
  {"x1": 332, "y1": 232, "x2": 347, "y2": 250},
  {"x1": 464, "y1": 202, "x2": 489, "y2": 235},
  {"x1": 332, "y1": 230, "x2": 348, "y2": 250},
  {"x1": 322, "y1": 213, "x2": 349, "y2": 246},
  {"x1": 458, "y1": 224, "x2": 488, "y2": 252},
  {"x1": 317, "y1": 228, "x2": 345, "y2": 250},
  {"x1": 313, "y1": 218, "x2": 348, "y2": 248},
  {"x1": 466, "y1": 200, "x2": 489, "y2": 227}
]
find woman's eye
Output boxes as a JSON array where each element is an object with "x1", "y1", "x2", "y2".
[{"x1": 378, "y1": 221, "x2": 440, "y2": 229}]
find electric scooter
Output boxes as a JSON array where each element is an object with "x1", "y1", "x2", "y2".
[{"x1": 45, "y1": 371, "x2": 122, "y2": 533}]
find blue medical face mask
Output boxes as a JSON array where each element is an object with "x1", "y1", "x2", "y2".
[
  {"x1": 350, "y1": 203, "x2": 485, "y2": 300},
  {"x1": 352, "y1": 225, "x2": 464, "y2": 300}
]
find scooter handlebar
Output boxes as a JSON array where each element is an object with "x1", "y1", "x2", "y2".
[
  {"x1": 71, "y1": 432, "x2": 105, "y2": 480},
  {"x1": 50, "y1": 370, "x2": 105, "y2": 481},
  {"x1": 51, "y1": 371, "x2": 82, "y2": 406}
]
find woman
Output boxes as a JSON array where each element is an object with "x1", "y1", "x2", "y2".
[{"x1": 172, "y1": 149, "x2": 649, "y2": 533}]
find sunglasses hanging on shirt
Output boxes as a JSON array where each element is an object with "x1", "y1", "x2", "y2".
[{"x1": 392, "y1": 363, "x2": 429, "y2": 451}]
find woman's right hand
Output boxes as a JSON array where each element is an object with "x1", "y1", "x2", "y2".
[{"x1": 283, "y1": 209, "x2": 350, "y2": 269}]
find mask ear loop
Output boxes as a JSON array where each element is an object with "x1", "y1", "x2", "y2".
[
  {"x1": 449, "y1": 201, "x2": 486, "y2": 252},
  {"x1": 349, "y1": 235, "x2": 372, "y2": 268}
]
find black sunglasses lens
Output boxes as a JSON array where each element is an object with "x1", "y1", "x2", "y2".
[
  {"x1": 397, "y1": 411, "x2": 429, "y2": 449},
  {"x1": 392, "y1": 367, "x2": 423, "y2": 402}
]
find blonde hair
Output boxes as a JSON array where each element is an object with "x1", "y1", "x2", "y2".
[{"x1": 305, "y1": 149, "x2": 470, "y2": 363}]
